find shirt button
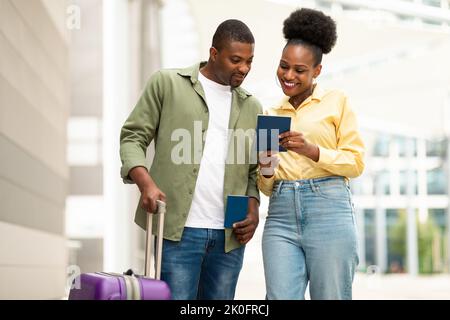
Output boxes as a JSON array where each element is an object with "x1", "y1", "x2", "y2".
[
  {"x1": 193, "y1": 168, "x2": 198, "y2": 173},
  {"x1": 189, "y1": 190, "x2": 193, "y2": 195}
]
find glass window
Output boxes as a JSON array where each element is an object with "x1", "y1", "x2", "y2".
[
  {"x1": 422, "y1": 19, "x2": 442, "y2": 26},
  {"x1": 373, "y1": 134, "x2": 390, "y2": 157},
  {"x1": 428, "y1": 209, "x2": 447, "y2": 231},
  {"x1": 316, "y1": 0, "x2": 332, "y2": 9},
  {"x1": 397, "y1": 14, "x2": 415, "y2": 22},
  {"x1": 381, "y1": 208, "x2": 449, "y2": 274},
  {"x1": 419, "y1": 209, "x2": 447, "y2": 273},
  {"x1": 399, "y1": 170, "x2": 418, "y2": 195},
  {"x1": 426, "y1": 138, "x2": 447, "y2": 157},
  {"x1": 397, "y1": 136, "x2": 417, "y2": 157},
  {"x1": 423, "y1": 0, "x2": 442, "y2": 8},
  {"x1": 364, "y1": 209, "x2": 376, "y2": 267},
  {"x1": 386, "y1": 209, "x2": 406, "y2": 273},
  {"x1": 374, "y1": 170, "x2": 390, "y2": 195},
  {"x1": 428, "y1": 209, "x2": 448, "y2": 273},
  {"x1": 427, "y1": 166, "x2": 447, "y2": 195}
]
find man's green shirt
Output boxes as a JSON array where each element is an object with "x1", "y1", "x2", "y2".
[{"x1": 120, "y1": 62, "x2": 262, "y2": 252}]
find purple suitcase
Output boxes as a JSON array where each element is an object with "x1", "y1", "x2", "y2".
[{"x1": 69, "y1": 201, "x2": 171, "y2": 300}]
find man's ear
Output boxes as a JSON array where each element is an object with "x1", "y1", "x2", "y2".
[{"x1": 210, "y1": 47, "x2": 218, "y2": 62}]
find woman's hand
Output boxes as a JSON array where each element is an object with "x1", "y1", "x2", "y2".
[
  {"x1": 279, "y1": 131, "x2": 320, "y2": 162},
  {"x1": 258, "y1": 151, "x2": 280, "y2": 178}
]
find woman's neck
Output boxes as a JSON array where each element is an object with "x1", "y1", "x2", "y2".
[{"x1": 289, "y1": 85, "x2": 314, "y2": 109}]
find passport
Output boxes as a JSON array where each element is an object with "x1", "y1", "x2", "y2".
[
  {"x1": 224, "y1": 195, "x2": 249, "y2": 228},
  {"x1": 256, "y1": 114, "x2": 291, "y2": 152}
]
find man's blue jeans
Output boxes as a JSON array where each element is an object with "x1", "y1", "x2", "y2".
[
  {"x1": 262, "y1": 176, "x2": 359, "y2": 300},
  {"x1": 161, "y1": 227, "x2": 244, "y2": 300}
]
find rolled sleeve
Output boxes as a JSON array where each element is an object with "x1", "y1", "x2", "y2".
[
  {"x1": 119, "y1": 71, "x2": 163, "y2": 184},
  {"x1": 315, "y1": 96, "x2": 365, "y2": 178},
  {"x1": 246, "y1": 163, "x2": 260, "y2": 202},
  {"x1": 317, "y1": 145, "x2": 337, "y2": 166},
  {"x1": 120, "y1": 151, "x2": 149, "y2": 184}
]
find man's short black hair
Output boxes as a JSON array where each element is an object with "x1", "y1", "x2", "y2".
[{"x1": 212, "y1": 19, "x2": 255, "y2": 51}]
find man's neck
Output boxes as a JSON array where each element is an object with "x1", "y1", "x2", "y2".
[{"x1": 200, "y1": 64, "x2": 223, "y2": 85}]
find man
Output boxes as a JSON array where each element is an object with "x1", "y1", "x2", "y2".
[{"x1": 120, "y1": 20, "x2": 262, "y2": 300}]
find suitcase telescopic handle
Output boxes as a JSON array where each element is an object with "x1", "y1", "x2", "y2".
[{"x1": 144, "y1": 200, "x2": 166, "y2": 279}]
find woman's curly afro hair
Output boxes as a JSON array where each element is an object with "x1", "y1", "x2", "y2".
[{"x1": 283, "y1": 8, "x2": 337, "y2": 55}]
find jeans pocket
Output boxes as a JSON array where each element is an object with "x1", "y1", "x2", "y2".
[{"x1": 315, "y1": 183, "x2": 348, "y2": 201}]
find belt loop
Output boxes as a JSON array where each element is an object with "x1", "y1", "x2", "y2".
[
  {"x1": 276, "y1": 181, "x2": 283, "y2": 195},
  {"x1": 309, "y1": 178, "x2": 315, "y2": 191}
]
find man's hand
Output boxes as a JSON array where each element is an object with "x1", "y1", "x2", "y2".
[
  {"x1": 140, "y1": 185, "x2": 166, "y2": 213},
  {"x1": 279, "y1": 131, "x2": 319, "y2": 162},
  {"x1": 233, "y1": 197, "x2": 259, "y2": 245},
  {"x1": 258, "y1": 151, "x2": 280, "y2": 178},
  {"x1": 129, "y1": 166, "x2": 166, "y2": 213}
]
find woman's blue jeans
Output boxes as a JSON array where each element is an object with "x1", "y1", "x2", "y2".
[
  {"x1": 262, "y1": 176, "x2": 359, "y2": 300},
  {"x1": 161, "y1": 227, "x2": 244, "y2": 300}
]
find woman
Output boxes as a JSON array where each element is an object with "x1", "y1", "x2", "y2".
[{"x1": 258, "y1": 8, "x2": 365, "y2": 300}]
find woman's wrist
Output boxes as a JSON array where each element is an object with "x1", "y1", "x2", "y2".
[{"x1": 304, "y1": 143, "x2": 320, "y2": 162}]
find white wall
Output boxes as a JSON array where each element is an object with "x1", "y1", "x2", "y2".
[{"x1": 0, "y1": 0, "x2": 69, "y2": 299}]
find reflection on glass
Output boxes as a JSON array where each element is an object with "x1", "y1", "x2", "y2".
[
  {"x1": 386, "y1": 209, "x2": 406, "y2": 273},
  {"x1": 364, "y1": 209, "x2": 376, "y2": 268},
  {"x1": 382, "y1": 208, "x2": 449, "y2": 274},
  {"x1": 374, "y1": 170, "x2": 390, "y2": 195},
  {"x1": 418, "y1": 209, "x2": 447, "y2": 273},
  {"x1": 423, "y1": 0, "x2": 443, "y2": 8},
  {"x1": 427, "y1": 166, "x2": 447, "y2": 195},
  {"x1": 399, "y1": 170, "x2": 418, "y2": 195},
  {"x1": 426, "y1": 138, "x2": 447, "y2": 157},
  {"x1": 373, "y1": 134, "x2": 390, "y2": 157},
  {"x1": 397, "y1": 136, "x2": 417, "y2": 157}
]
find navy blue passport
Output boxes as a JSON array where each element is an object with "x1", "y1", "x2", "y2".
[
  {"x1": 256, "y1": 115, "x2": 291, "y2": 152},
  {"x1": 224, "y1": 195, "x2": 249, "y2": 228}
]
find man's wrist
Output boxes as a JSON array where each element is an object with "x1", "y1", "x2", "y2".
[
  {"x1": 130, "y1": 167, "x2": 155, "y2": 192},
  {"x1": 249, "y1": 196, "x2": 260, "y2": 205}
]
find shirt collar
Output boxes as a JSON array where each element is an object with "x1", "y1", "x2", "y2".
[
  {"x1": 177, "y1": 62, "x2": 252, "y2": 100},
  {"x1": 278, "y1": 84, "x2": 325, "y2": 110}
]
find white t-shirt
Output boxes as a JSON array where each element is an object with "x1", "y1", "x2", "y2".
[{"x1": 184, "y1": 72, "x2": 232, "y2": 229}]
